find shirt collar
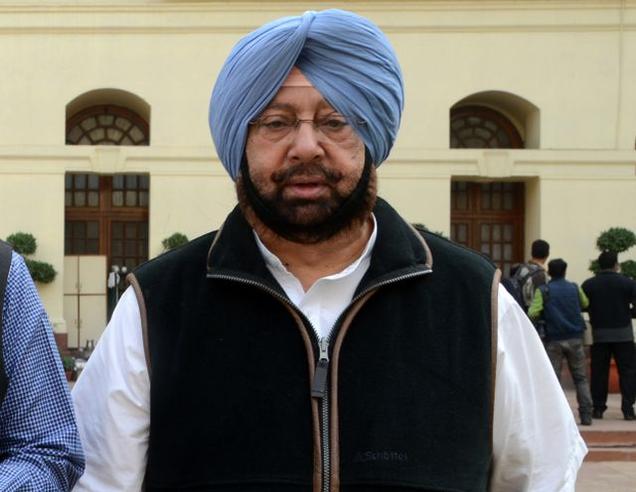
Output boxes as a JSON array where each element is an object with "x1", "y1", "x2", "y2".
[{"x1": 254, "y1": 214, "x2": 378, "y2": 281}]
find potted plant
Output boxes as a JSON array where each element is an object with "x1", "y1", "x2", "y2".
[
  {"x1": 162, "y1": 232, "x2": 189, "y2": 252},
  {"x1": 588, "y1": 227, "x2": 636, "y2": 279},
  {"x1": 62, "y1": 355, "x2": 75, "y2": 382}
]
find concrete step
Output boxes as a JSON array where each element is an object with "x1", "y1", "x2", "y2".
[
  {"x1": 585, "y1": 447, "x2": 636, "y2": 462},
  {"x1": 566, "y1": 389, "x2": 636, "y2": 461},
  {"x1": 580, "y1": 430, "x2": 636, "y2": 446},
  {"x1": 580, "y1": 430, "x2": 636, "y2": 462}
]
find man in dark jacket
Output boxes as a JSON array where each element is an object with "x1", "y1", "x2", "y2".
[
  {"x1": 72, "y1": 9, "x2": 586, "y2": 491},
  {"x1": 582, "y1": 251, "x2": 636, "y2": 420},
  {"x1": 528, "y1": 258, "x2": 593, "y2": 425}
]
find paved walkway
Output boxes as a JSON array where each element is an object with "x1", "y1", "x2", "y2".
[
  {"x1": 564, "y1": 389, "x2": 636, "y2": 490},
  {"x1": 576, "y1": 462, "x2": 636, "y2": 491}
]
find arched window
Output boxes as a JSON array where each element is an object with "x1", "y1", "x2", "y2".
[
  {"x1": 450, "y1": 106, "x2": 523, "y2": 149},
  {"x1": 66, "y1": 105, "x2": 149, "y2": 146}
]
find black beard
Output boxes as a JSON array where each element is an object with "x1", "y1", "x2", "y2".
[{"x1": 236, "y1": 151, "x2": 376, "y2": 244}]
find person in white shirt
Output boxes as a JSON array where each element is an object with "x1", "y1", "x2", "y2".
[{"x1": 72, "y1": 9, "x2": 586, "y2": 492}]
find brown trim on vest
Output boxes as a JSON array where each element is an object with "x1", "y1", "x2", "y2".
[
  {"x1": 489, "y1": 269, "x2": 501, "y2": 448},
  {"x1": 281, "y1": 303, "x2": 322, "y2": 492},
  {"x1": 329, "y1": 289, "x2": 379, "y2": 492},
  {"x1": 206, "y1": 221, "x2": 225, "y2": 269},
  {"x1": 405, "y1": 222, "x2": 433, "y2": 269},
  {"x1": 126, "y1": 272, "x2": 152, "y2": 377}
]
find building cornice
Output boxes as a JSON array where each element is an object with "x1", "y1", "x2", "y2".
[
  {"x1": 0, "y1": 1, "x2": 635, "y2": 34},
  {"x1": 1, "y1": 145, "x2": 634, "y2": 180}
]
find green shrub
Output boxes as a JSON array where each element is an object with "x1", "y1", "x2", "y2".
[
  {"x1": 589, "y1": 227, "x2": 636, "y2": 279},
  {"x1": 596, "y1": 227, "x2": 636, "y2": 254},
  {"x1": 621, "y1": 260, "x2": 636, "y2": 280},
  {"x1": 588, "y1": 259, "x2": 600, "y2": 275},
  {"x1": 61, "y1": 355, "x2": 75, "y2": 371},
  {"x1": 6, "y1": 232, "x2": 37, "y2": 255},
  {"x1": 162, "y1": 232, "x2": 189, "y2": 251},
  {"x1": 25, "y1": 259, "x2": 57, "y2": 283},
  {"x1": 5, "y1": 232, "x2": 56, "y2": 283}
]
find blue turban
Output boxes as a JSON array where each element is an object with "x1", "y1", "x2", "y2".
[{"x1": 209, "y1": 9, "x2": 404, "y2": 180}]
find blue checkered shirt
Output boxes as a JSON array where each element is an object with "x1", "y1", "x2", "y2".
[{"x1": 0, "y1": 252, "x2": 84, "y2": 490}]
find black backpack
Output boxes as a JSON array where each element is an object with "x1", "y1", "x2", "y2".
[
  {"x1": 507, "y1": 263, "x2": 544, "y2": 311},
  {"x1": 501, "y1": 276, "x2": 525, "y2": 309}
]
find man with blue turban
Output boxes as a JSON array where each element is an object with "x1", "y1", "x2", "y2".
[{"x1": 73, "y1": 9, "x2": 585, "y2": 491}]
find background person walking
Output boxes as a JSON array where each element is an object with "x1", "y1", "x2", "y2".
[
  {"x1": 510, "y1": 239, "x2": 550, "y2": 312},
  {"x1": 582, "y1": 250, "x2": 636, "y2": 420},
  {"x1": 529, "y1": 258, "x2": 593, "y2": 425}
]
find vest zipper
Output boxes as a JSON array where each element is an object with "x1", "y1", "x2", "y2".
[
  {"x1": 207, "y1": 273, "x2": 330, "y2": 490},
  {"x1": 311, "y1": 338, "x2": 330, "y2": 398},
  {"x1": 312, "y1": 268, "x2": 432, "y2": 492},
  {"x1": 207, "y1": 266, "x2": 431, "y2": 492},
  {"x1": 311, "y1": 337, "x2": 331, "y2": 492}
]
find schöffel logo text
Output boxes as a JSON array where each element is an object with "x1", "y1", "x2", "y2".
[{"x1": 353, "y1": 450, "x2": 409, "y2": 463}]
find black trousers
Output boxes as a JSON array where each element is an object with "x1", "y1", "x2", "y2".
[{"x1": 590, "y1": 341, "x2": 636, "y2": 414}]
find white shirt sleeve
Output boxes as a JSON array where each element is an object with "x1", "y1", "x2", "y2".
[
  {"x1": 70, "y1": 284, "x2": 587, "y2": 492},
  {"x1": 489, "y1": 286, "x2": 587, "y2": 492},
  {"x1": 71, "y1": 287, "x2": 149, "y2": 492}
]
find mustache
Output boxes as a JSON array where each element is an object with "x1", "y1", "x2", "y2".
[{"x1": 271, "y1": 162, "x2": 343, "y2": 184}]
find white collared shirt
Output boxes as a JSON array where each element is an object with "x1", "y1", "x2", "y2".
[
  {"x1": 254, "y1": 214, "x2": 377, "y2": 340},
  {"x1": 72, "y1": 227, "x2": 586, "y2": 492}
]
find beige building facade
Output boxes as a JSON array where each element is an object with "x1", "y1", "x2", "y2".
[{"x1": 0, "y1": 0, "x2": 634, "y2": 348}]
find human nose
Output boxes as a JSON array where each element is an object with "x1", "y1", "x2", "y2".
[{"x1": 287, "y1": 120, "x2": 325, "y2": 161}]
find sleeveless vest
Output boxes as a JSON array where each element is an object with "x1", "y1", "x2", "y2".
[
  {"x1": 541, "y1": 279, "x2": 585, "y2": 340},
  {"x1": 131, "y1": 199, "x2": 497, "y2": 491}
]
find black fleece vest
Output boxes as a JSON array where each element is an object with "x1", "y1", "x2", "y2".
[{"x1": 133, "y1": 199, "x2": 496, "y2": 491}]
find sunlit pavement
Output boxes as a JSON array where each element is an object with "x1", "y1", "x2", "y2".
[{"x1": 565, "y1": 389, "x2": 636, "y2": 490}]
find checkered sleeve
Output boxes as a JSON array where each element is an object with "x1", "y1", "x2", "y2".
[{"x1": 0, "y1": 252, "x2": 84, "y2": 491}]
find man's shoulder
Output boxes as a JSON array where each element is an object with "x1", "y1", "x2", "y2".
[
  {"x1": 375, "y1": 200, "x2": 495, "y2": 277},
  {"x1": 3, "y1": 249, "x2": 36, "y2": 299},
  {"x1": 582, "y1": 273, "x2": 602, "y2": 288},
  {"x1": 524, "y1": 261, "x2": 544, "y2": 274},
  {"x1": 412, "y1": 227, "x2": 496, "y2": 277},
  {"x1": 515, "y1": 261, "x2": 545, "y2": 286},
  {"x1": 133, "y1": 231, "x2": 216, "y2": 285},
  {"x1": 584, "y1": 271, "x2": 626, "y2": 287},
  {"x1": 563, "y1": 279, "x2": 580, "y2": 290}
]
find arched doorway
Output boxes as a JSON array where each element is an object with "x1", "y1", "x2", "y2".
[{"x1": 64, "y1": 103, "x2": 150, "y2": 348}]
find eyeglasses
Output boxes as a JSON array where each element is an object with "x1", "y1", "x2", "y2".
[{"x1": 249, "y1": 113, "x2": 364, "y2": 143}]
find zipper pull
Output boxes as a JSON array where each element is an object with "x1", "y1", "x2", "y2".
[{"x1": 311, "y1": 338, "x2": 330, "y2": 399}]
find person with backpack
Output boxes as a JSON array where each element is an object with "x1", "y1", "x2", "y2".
[
  {"x1": 528, "y1": 258, "x2": 593, "y2": 425},
  {"x1": 508, "y1": 239, "x2": 550, "y2": 312},
  {"x1": 0, "y1": 240, "x2": 84, "y2": 489},
  {"x1": 501, "y1": 240, "x2": 550, "y2": 339}
]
